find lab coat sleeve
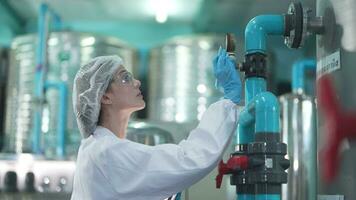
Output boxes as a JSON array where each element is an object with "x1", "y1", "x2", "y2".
[{"x1": 100, "y1": 99, "x2": 241, "y2": 199}]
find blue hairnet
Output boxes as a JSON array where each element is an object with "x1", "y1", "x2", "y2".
[{"x1": 73, "y1": 55, "x2": 123, "y2": 138}]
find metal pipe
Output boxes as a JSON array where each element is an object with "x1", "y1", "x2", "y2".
[
  {"x1": 245, "y1": 15, "x2": 285, "y2": 54},
  {"x1": 44, "y1": 81, "x2": 68, "y2": 158},
  {"x1": 292, "y1": 59, "x2": 316, "y2": 94}
]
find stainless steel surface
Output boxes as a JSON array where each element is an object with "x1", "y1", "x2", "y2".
[
  {"x1": 280, "y1": 93, "x2": 317, "y2": 200},
  {"x1": 317, "y1": 0, "x2": 356, "y2": 198},
  {"x1": 4, "y1": 32, "x2": 138, "y2": 157},
  {"x1": 0, "y1": 193, "x2": 71, "y2": 200},
  {"x1": 148, "y1": 34, "x2": 223, "y2": 123},
  {"x1": 0, "y1": 154, "x2": 75, "y2": 194},
  {"x1": 127, "y1": 121, "x2": 174, "y2": 145},
  {"x1": 0, "y1": 49, "x2": 9, "y2": 151},
  {"x1": 318, "y1": 195, "x2": 344, "y2": 200}
]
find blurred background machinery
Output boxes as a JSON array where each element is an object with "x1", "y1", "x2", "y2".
[
  {"x1": 316, "y1": 0, "x2": 356, "y2": 199},
  {"x1": 3, "y1": 32, "x2": 138, "y2": 158}
]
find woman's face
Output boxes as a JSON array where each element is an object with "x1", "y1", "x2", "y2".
[{"x1": 102, "y1": 66, "x2": 145, "y2": 113}]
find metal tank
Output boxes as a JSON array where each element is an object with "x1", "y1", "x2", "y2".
[
  {"x1": 316, "y1": 0, "x2": 356, "y2": 199},
  {"x1": 0, "y1": 49, "x2": 9, "y2": 151},
  {"x1": 148, "y1": 34, "x2": 224, "y2": 123},
  {"x1": 126, "y1": 121, "x2": 174, "y2": 145},
  {"x1": 280, "y1": 60, "x2": 317, "y2": 200},
  {"x1": 4, "y1": 32, "x2": 138, "y2": 157}
]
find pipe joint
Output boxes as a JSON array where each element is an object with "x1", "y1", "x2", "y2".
[{"x1": 245, "y1": 15, "x2": 285, "y2": 54}]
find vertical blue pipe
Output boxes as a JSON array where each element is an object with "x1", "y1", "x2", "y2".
[
  {"x1": 236, "y1": 78, "x2": 267, "y2": 149},
  {"x1": 33, "y1": 3, "x2": 48, "y2": 154},
  {"x1": 44, "y1": 81, "x2": 67, "y2": 158},
  {"x1": 33, "y1": 3, "x2": 62, "y2": 154},
  {"x1": 254, "y1": 92, "x2": 280, "y2": 134},
  {"x1": 292, "y1": 59, "x2": 316, "y2": 94},
  {"x1": 235, "y1": 14, "x2": 285, "y2": 200},
  {"x1": 245, "y1": 78, "x2": 266, "y2": 103}
]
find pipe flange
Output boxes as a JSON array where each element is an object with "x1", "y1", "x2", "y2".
[
  {"x1": 284, "y1": 2, "x2": 304, "y2": 48},
  {"x1": 247, "y1": 142, "x2": 287, "y2": 155},
  {"x1": 240, "y1": 53, "x2": 267, "y2": 78}
]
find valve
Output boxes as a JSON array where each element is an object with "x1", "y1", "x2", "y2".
[
  {"x1": 215, "y1": 155, "x2": 249, "y2": 188},
  {"x1": 317, "y1": 75, "x2": 356, "y2": 182}
]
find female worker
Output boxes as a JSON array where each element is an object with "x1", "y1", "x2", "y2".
[{"x1": 70, "y1": 47, "x2": 242, "y2": 200}]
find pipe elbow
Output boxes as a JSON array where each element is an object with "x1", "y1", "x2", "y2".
[
  {"x1": 254, "y1": 92, "x2": 279, "y2": 113},
  {"x1": 254, "y1": 92, "x2": 280, "y2": 133},
  {"x1": 245, "y1": 15, "x2": 285, "y2": 54},
  {"x1": 292, "y1": 59, "x2": 316, "y2": 93}
]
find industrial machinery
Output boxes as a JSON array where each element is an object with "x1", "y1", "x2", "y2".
[
  {"x1": 316, "y1": 0, "x2": 356, "y2": 199},
  {"x1": 280, "y1": 59, "x2": 317, "y2": 200},
  {"x1": 4, "y1": 31, "x2": 137, "y2": 158},
  {"x1": 148, "y1": 34, "x2": 224, "y2": 124},
  {"x1": 0, "y1": 49, "x2": 8, "y2": 151},
  {"x1": 0, "y1": 4, "x2": 141, "y2": 199},
  {"x1": 215, "y1": 2, "x2": 324, "y2": 200},
  {"x1": 148, "y1": 34, "x2": 237, "y2": 200}
]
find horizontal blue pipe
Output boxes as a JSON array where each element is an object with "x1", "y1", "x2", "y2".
[
  {"x1": 292, "y1": 59, "x2": 316, "y2": 94},
  {"x1": 245, "y1": 15, "x2": 285, "y2": 54},
  {"x1": 255, "y1": 194, "x2": 280, "y2": 200},
  {"x1": 45, "y1": 81, "x2": 68, "y2": 158},
  {"x1": 239, "y1": 92, "x2": 279, "y2": 133},
  {"x1": 237, "y1": 194, "x2": 255, "y2": 200}
]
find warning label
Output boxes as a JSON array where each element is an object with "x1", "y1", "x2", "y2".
[{"x1": 317, "y1": 51, "x2": 341, "y2": 79}]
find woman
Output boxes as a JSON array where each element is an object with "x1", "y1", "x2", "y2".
[{"x1": 71, "y1": 48, "x2": 242, "y2": 200}]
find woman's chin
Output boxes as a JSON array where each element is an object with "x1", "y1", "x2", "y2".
[{"x1": 133, "y1": 101, "x2": 146, "y2": 111}]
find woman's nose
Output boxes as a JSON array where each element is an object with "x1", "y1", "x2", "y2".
[{"x1": 134, "y1": 79, "x2": 141, "y2": 88}]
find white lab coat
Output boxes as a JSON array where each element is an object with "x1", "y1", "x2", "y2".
[{"x1": 71, "y1": 99, "x2": 240, "y2": 200}]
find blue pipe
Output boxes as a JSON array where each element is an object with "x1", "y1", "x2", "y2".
[
  {"x1": 237, "y1": 194, "x2": 255, "y2": 200},
  {"x1": 245, "y1": 15, "x2": 285, "y2": 54},
  {"x1": 237, "y1": 77, "x2": 267, "y2": 145},
  {"x1": 33, "y1": 3, "x2": 48, "y2": 154},
  {"x1": 235, "y1": 14, "x2": 285, "y2": 200},
  {"x1": 292, "y1": 59, "x2": 316, "y2": 94},
  {"x1": 44, "y1": 81, "x2": 68, "y2": 158},
  {"x1": 255, "y1": 194, "x2": 280, "y2": 200},
  {"x1": 33, "y1": 3, "x2": 62, "y2": 154},
  {"x1": 239, "y1": 91, "x2": 279, "y2": 134}
]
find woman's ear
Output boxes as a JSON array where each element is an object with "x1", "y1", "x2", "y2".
[{"x1": 101, "y1": 93, "x2": 113, "y2": 105}]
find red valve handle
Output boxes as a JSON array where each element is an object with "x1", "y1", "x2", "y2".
[
  {"x1": 318, "y1": 75, "x2": 356, "y2": 182},
  {"x1": 215, "y1": 156, "x2": 249, "y2": 188}
]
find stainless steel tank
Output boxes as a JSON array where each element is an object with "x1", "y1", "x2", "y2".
[
  {"x1": 0, "y1": 49, "x2": 9, "y2": 151},
  {"x1": 280, "y1": 93, "x2": 317, "y2": 200},
  {"x1": 4, "y1": 32, "x2": 138, "y2": 157},
  {"x1": 316, "y1": 0, "x2": 356, "y2": 198},
  {"x1": 127, "y1": 121, "x2": 174, "y2": 145},
  {"x1": 147, "y1": 34, "x2": 224, "y2": 123}
]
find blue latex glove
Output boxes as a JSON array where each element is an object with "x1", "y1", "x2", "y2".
[{"x1": 213, "y1": 47, "x2": 242, "y2": 104}]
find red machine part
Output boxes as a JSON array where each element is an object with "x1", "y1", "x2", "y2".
[
  {"x1": 215, "y1": 155, "x2": 249, "y2": 188},
  {"x1": 317, "y1": 75, "x2": 356, "y2": 182}
]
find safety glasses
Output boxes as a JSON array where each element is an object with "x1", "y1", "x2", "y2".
[{"x1": 112, "y1": 70, "x2": 135, "y2": 86}]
